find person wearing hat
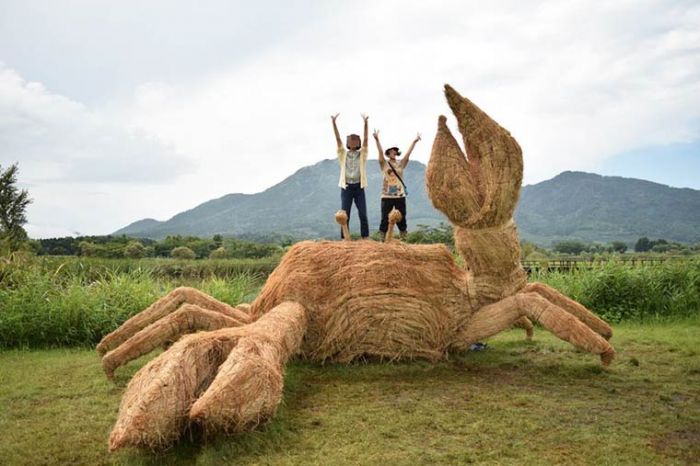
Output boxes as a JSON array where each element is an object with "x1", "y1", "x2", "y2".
[
  {"x1": 372, "y1": 129, "x2": 421, "y2": 240},
  {"x1": 332, "y1": 113, "x2": 370, "y2": 239}
]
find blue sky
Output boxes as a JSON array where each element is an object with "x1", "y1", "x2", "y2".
[
  {"x1": 599, "y1": 141, "x2": 700, "y2": 190},
  {"x1": 1, "y1": 0, "x2": 699, "y2": 237}
]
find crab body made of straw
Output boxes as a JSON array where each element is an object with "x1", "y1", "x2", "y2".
[{"x1": 97, "y1": 85, "x2": 615, "y2": 451}]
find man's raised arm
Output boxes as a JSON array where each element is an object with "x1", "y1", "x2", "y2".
[
  {"x1": 401, "y1": 132, "x2": 421, "y2": 168},
  {"x1": 331, "y1": 113, "x2": 342, "y2": 149},
  {"x1": 361, "y1": 114, "x2": 369, "y2": 149},
  {"x1": 373, "y1": 129, "x2": 386, "y2": 167}
]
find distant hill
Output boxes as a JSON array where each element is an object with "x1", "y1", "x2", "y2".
[
  {"x1": 115, "y1": 161, "x2": 700, "y2": 245},
  {"x1": 116, "y1": 159, "x2": 444, "y2": 240},
  {"x1": 515, "y1": 171, "x2": 700, "y2": 245}
]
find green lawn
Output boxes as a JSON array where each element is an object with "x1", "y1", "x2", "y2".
[{"x1": 1, "y1": 321, "x2": 698, "y2": 465}]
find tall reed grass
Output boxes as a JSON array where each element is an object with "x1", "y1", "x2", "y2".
[
  {"x1": 1, "y1": 254, "x2": 698, "y2": 348},
  {"x1": 535, "y1": 259, "x2": 700, "y2": 322},
  {"x1": 0, "y1": 254, "x2": 260, "y2": 348}
]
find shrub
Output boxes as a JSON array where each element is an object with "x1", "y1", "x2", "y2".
[
  {"x1": 610, "y1": 241, "x2": 628, "y2": 253},
  {"x1": 124, "y1": 241, "x2": 146, "y2": 259},
  {"x1": 209, "y1": 247, "x2": 227, "y2": 259},
  {"x1": 553, "y1": 240, "x2": 588, "y2": 255},
  {"x1": 170, "y1": 246, "x2": 196, "y2": 260}
]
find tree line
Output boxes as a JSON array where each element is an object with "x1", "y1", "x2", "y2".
[
  {"x1": 2, "y1": 163, "x2": 698, "y2": 259},
  {"x1": 32, "y1": 234, "x2": 283, "y2": 260},
  {"x1": 548, "y1": 238, "x2": 699, "y2": 256}
]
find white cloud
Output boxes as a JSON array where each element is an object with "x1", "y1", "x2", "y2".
[
  {"x1": 121, "y1": 0, "x2": 700, "y2": 190},
  {"x1": 1, "y1": 0, "x2": 699, "y2": 237},
  {"x1": 0, "y1": 63, "x2": 194, "y2": 237},
  {"x1": 0, "y1": 64, "x2": 190, "y2": 184}
]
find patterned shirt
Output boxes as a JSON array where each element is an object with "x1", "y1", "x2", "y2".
[
  {"x1": 381, "y1": 161, "x2": 406, "y2": 198},
  {"x1": 345, "y1": 150, "x2": 361, "y2": 184}
]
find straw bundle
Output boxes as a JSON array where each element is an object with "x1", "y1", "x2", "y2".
[
  {"x1": 384, "y1": 208, "x2": 403, "y2": 242},
  {"x1": 335, "y1": 210, "x2": 350, "y2": 241},
  {"x1": 250, "y1": 240, "x2": 471, "y2": 362},
  {"x1": 426, "y1": 85, "x2": 523, "y2": 229},
  {"x1": 454, "y1": 222, "x2": 527, "y2": 305},
  {"x1": 426, "y1": 84, "x2": 527, "y2": 305},
  {"x1": 108, "y1": 301, "x2": 306, "y2": 451},
  {"x1": 101, "y1": 304, "x2": 243, "y2": 378},
  {"x1": 190, "y1": 301, "x2": 307, "y2": 434},
  {"x1": 455, "y1": 290, "x2": 614, "y2": 363},
  {"x1": 97, "y1": 287, "x2": 250, "y2": 356}
]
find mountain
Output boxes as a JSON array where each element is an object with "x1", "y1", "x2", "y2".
[
  {"x1": 116, "y1": 159, "x2": 445, "y2": 240},
  {"x1": 115, "y1": 161, "x2": 700, "y2": 245},
  {"x1": 515, "y1": 171, "x2": 700, "y2": 245}
]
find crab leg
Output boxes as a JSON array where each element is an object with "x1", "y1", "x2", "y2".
[
  {"x1": 96, "y1": 286, "x2": 250, "y2": 356},
  {"x1": 189, "y1": 301, "x2": 307, "y2": 434},
  {"x1": 458, "y1": 292, "x2": 614, "y2": 365},
  {"x1": 512, "y1": 316, "x2": 534, "y2": 339},
  {"x1": 101, "y1": 304, "x2": 244, "y2": 379},
  {"x1": 108, "y1": 301, "x2": 307, "y2": 451},
  {"x1": 524, "y1": 282, "x2": 613, "y2": 340}
]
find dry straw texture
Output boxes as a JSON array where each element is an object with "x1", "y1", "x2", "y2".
[
  {"x1": 108, "y1": 301, "x2": 306, "y2": 450},
  {"x1": 384, "y1": 208, "x2": 403, "y2": 242},
  {"x1": 250, "y1": 240, "x2": 471, "y2": 362},
  {"x1": 97, "y1": 287, "x2": 250, "y2": 356},
  {"x1": 100, "y1": 84, "x2": 616, "y2": 451},
  {"x1": 335, "y1": 209, "x2": 350, "y2": 240}
]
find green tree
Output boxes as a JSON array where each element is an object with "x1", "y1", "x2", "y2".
[
  {"x1": 520, "y1": 240, "x2": 549, "y2": 259},
  {"x1": 212, "y1": 234, "x2": 223, "y2": 248},
  {"x1": 553, "y1": 240, "x2": 588, "y2": 255},
  {"x1": 209, "y1": 246, "x2": 227, "y2": 259},
  {"x1": 223, "y1": 237, "x2": 281, "y2": 258},
  {"x1": 171, "y1": 246, "x2": 196, "y2": 260},
  {"x1": 78, "y1": 241, "x2": 97, "y2": 257},
  {"x1": 27, "y1": 239, "x2": 43, "y2": 255},
  {"x1": 634, "y1": 237, "x2": 652, "y2": 252},
  {"x1": 588, "y1": 243, "x2": 607, "y2": 254},
  {"x1": 610, "y1": 241, "x2": 628, "y2": 253},
  {"x1": 651, "y1": 243, "x2": 671, "y2": 253},
  {"x1": 404, "y1": 223, "x2": 454, "y2": 247},
  {"x1": 0, "y1": 164, "x2": 32, "y2": 252},
  {"x1": 124, "y1": 241, "x2": 146, "y2": 259}
]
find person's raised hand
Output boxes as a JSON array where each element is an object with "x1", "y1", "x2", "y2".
[
  {"x1": 331, "y1": 113, "x2": 340, "y2": 122},
  {"x1": 361, "y1": 113, "x2": 369, "y2": 122},
  {"x1": 415, "y1": 132, "x2": 422, "y2": 143},
  {"x1": 373, "y1": 129, "x2": 380, "y2": 140}
]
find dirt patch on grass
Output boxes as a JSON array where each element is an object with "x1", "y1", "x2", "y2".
[{"x1": 652, "y1": 427, "x2": 700, "y2": 465}]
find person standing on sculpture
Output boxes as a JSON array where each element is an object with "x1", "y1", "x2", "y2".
[
  {"x1": 373, "y1": 129, "x2": 421, "y2": 240},
  {"x1": 332, "y1": 113, "x2": 370, "y2": 239}
]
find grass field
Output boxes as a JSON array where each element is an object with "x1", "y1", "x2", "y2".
[{"x1": 1, "y1": 320, "x2": 698, "y2": 465}]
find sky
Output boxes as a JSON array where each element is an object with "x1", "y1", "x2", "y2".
[{"x1": 1, "y1": 0, "x2": 699, "y2": 238}]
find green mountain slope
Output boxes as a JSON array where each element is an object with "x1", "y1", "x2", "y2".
[
  {"x1": 514, "y1": 171, "x2": 700, "y2": 245},
  {"x1": 116, "y1": 159, "x2": 444, "y2": 239},
  {"x1": 115, "y1": 162, "x2": 700, "y2": 245}
]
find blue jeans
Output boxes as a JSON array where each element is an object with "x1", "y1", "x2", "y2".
[{"x1": 340, "y1": 183, "x2": 369, "y2": 238}]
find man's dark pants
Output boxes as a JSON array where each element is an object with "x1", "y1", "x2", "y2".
[
  {"x1": 379, "y1": 197, "x2": 407, "y2": 233},
  {"x1": 340, "y1": 183, "x2": 369, "y2": 238}
]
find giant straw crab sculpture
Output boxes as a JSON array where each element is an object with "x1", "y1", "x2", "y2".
[{"x1": 97, "y1": 85, "x2": 615, "y2": 451}]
